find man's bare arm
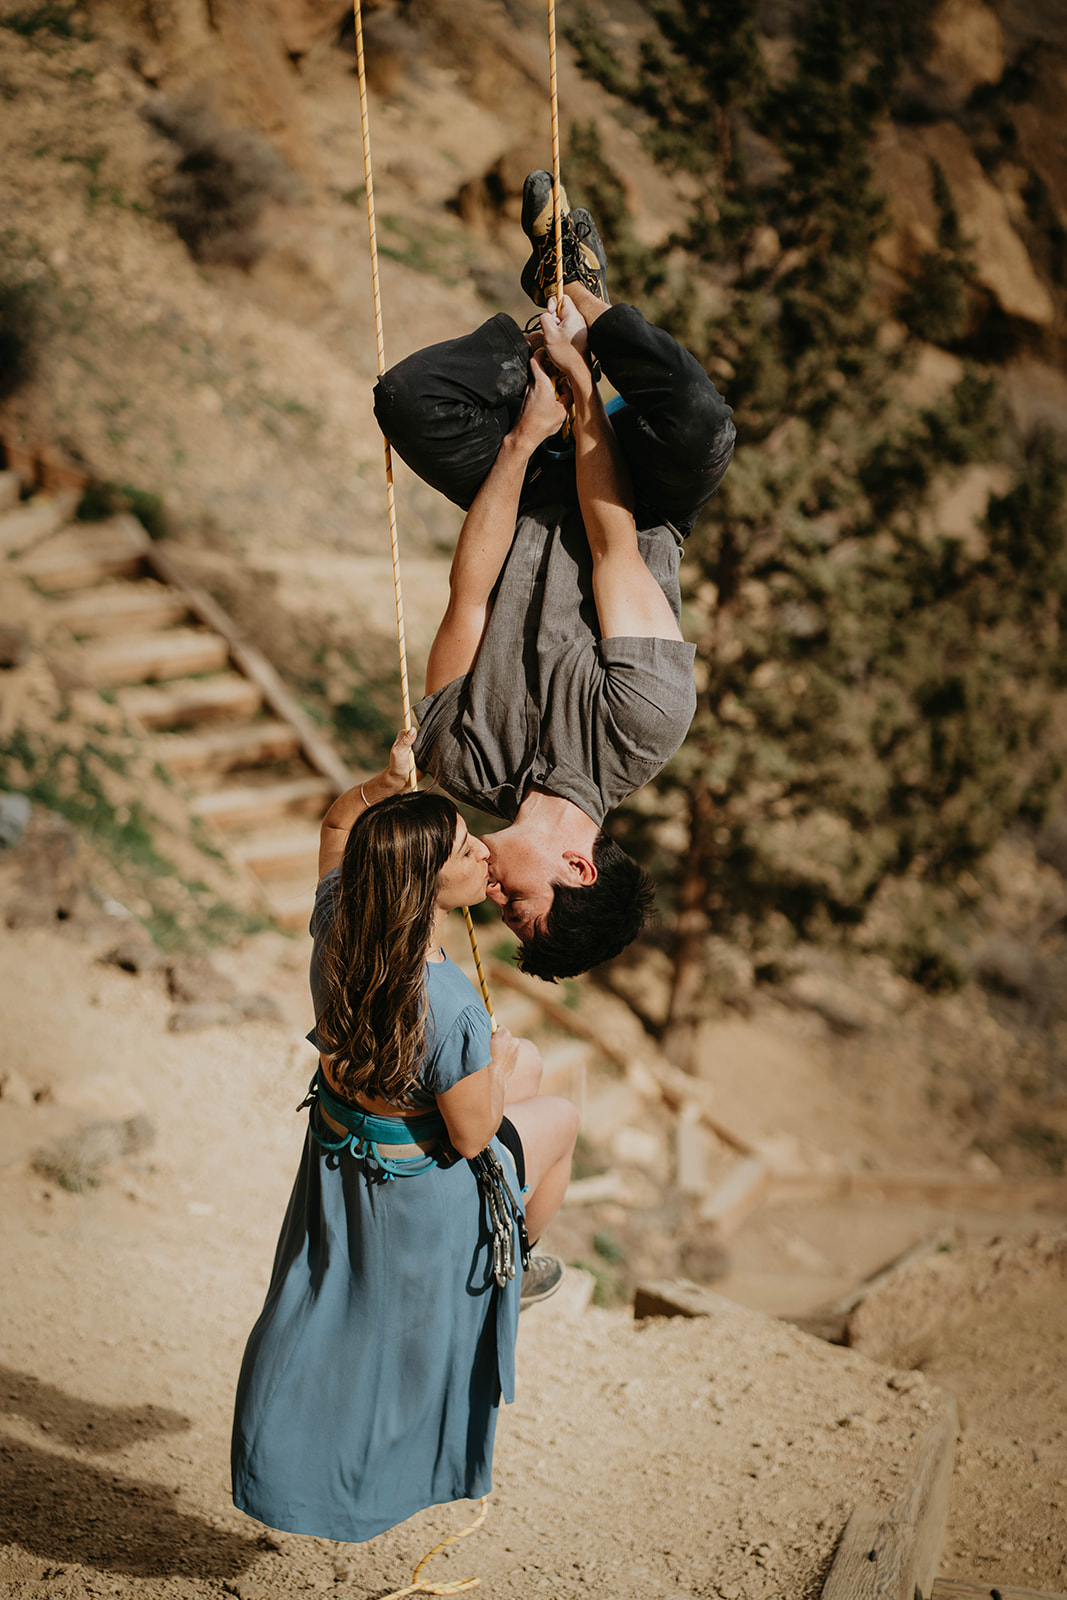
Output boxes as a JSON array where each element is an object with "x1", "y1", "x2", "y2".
[
  {"x1": 541, "y1": 297, "x2": 682, "y2": 643},
  {"x1": 424, "y1": 355, "x2": 570, "y2": 696}
]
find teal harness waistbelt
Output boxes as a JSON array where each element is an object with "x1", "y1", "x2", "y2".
[{"x1": 304, "y1": 1069, "x2": 447, "y2": 1178}]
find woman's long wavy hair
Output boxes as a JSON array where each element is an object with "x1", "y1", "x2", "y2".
[{"x1": 315, "y1": 791, "x2": 458, "y2": 1107}]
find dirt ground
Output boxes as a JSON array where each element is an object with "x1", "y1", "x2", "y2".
[{"x1": 0, "y1": 906, "x2": 1065, "y2": 1600}]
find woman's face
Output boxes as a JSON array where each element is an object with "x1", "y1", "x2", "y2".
[{"x1": 435, "y1": 817, "x2": 491, "y2": 911}]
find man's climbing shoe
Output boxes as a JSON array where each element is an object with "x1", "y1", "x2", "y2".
[
  {"x1": 521, "y1": 168, "x2": 571, "y2": 250},
  {"x1": 520, "y1": 170, "x2": 609, "y2": 307},
  {"x1": 519, "y1": 1252, "x2": 565, "y2": 1309}
]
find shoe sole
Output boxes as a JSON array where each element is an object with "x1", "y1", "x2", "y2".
[{"x1": 522, "y1": 170, "x2": 571, "y2": 241}]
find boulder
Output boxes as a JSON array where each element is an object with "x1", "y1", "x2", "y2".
[
  {"x1": 926, "y1": 0, "x2": 1006, "y2": 107},
  {"x1": 872, "y1": 122, "x2": 1055, "y2": 328}
]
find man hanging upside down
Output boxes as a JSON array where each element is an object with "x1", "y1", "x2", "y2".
[{"x1": 371, "y1": 172, "x2": 736, "y2": 982}]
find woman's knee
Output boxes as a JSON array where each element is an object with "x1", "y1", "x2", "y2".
[{"x1": 547, "y1": 1094, "x2": 580, "y2": 1158}]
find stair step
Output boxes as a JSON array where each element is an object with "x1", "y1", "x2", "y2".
[
  {"x1": 260, "y1": 878, "x2": 317, "y2": 931},
  {"x1": 52, "y1": 581, "x2": 189, "y2": 637},
  {"x1": 192, "y1": 776, "x2": 333, "y2": 832},
  {"x1": 118, "y1": 674, "x2": 264, "y2": 729},
  {"x1": 229, "y1": 828, "x2": 320, "y2": 881},
  {"x1": 81, "y1": 627, "x2": 230, "y2": 686},
  {"x1": 0, "y1": 490, "x2": 78, "y2": 556},
  {"x1": 16, "y1": 514, "x2": 149, "y2": 590},
  {"x1": 151, "y1": 719, "x2": 301, "y2": 776}
]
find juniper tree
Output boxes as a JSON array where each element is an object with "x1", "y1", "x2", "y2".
[{"x1": 567, "y1": 0, "x2": 1065, "y2": 1063}]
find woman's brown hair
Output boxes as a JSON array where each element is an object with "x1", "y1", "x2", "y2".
[{"x1": 315, "y1": 791, "x2": 458, "y2": 1107}]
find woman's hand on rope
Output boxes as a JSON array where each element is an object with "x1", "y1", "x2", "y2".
[
  {"x1": 383, "y1": 726, "x2": 418, "y2": 793},
  {"x1": 318, "y1": 729, "x2": 418, "y2": 880},
  {"x1": 489, "y1": 1024, "x2": 518, "y2": 1085}
]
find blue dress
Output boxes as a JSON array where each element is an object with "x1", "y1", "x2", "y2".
[{"x1": 230, "y1": 873, "x2": 522, "y2": 1543}]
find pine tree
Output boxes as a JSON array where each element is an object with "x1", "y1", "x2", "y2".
[{"x1": 568, "y1": 0, "x2": 1066, "y2": 1062}]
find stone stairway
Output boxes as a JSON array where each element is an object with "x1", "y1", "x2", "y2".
[{"x1": 3, "y1": 474, "x2": 356, "y2": 929}]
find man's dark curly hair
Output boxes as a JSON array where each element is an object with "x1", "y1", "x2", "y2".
[{"x1": 516, "y1": 833, "x2": 656, "y2": 982}]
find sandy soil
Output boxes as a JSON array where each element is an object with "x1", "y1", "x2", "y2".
[{"x1": 1, "y1": 907, "x2": 1065, "y2": 1600}]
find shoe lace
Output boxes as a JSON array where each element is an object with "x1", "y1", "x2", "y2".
[{"x1": 534, "y1": 214, "x2": 601, "y2": 296}]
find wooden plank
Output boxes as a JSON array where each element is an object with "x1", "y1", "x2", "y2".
[
  {"x1": 698, "y1": 1155, "x2": 773, "y2": 1234},
  {"x1": 822, "y1": 1504, "x2": 910, "y2": 1600},
  {"x1": 821, "y1": 1403, "x2": 958, "y2": 1600},
  {"x1": 52, "y1": 582, "x2": 189, "y2": 636},
  {"x1": 770, "y1": 1171, "x2": 1067, "y2": 1211},
  {"x1": 228, "y1": 828, "x2": 320, "y2": 880},
  {"x1": 675, "y1": 1105, "x2": 708, "y2": 1195},
  {"x1": 633, "y1": 1279, "x2": 758, "y2": 1321},
  {"x1": 142, "y1": 544, "x2": 355, "y2": 795},
  {"x1": 900, "y1": 1405, "x2": 959, "y2": 1600},
  {"x1": 192, "y1": 775, "x2": 333, "y2": 831},
  {"x1": 0, "y1": 490, "x2": 78, "y2": 556},
  {"x1": 118, "y1": 674, "x2": 263, "y2": 729},
  {"x1": 150, "y1": 719, "x2": 300, "y2": 775},
  {"x1": 258, "y1": 879, "x2": 316, "y2": 930},
  {"x1": 933, "y1": 1582, "x2": 1067, "y2": 1599},
  {"x1": 81, "y1": 628, "x2": 230, "y2": 686},
  {"x1": 787, "y1": 1230, "x2": 955, "y2": 1344},
  {"x1": 16, "y1": 513, "x2": 149, "y2": 588}
]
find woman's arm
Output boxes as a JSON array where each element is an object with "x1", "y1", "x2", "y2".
[
  {"x1": 434, "y1": 1025, "x2": 518, "y2": 1159},
  {"x1": 318, "y1": 728, "x2": 416, "y2": 881}
]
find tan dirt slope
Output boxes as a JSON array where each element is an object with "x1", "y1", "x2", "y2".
[{"x1": 0, "y1": 915, "x2": 959, "y2": 1600}]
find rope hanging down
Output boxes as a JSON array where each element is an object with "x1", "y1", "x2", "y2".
[
  {"x1": 548, "y1": 0, "x2": 566, "y2": 308},
  {"x1": 350, "y1": 0, "x2": 565, "y2": 1588},
  {"x1": 352, "y1": 0, "x2": 495, "y2": 1029},
  {"x1": 377, "y1": 1496, "x2": 490, "y2": 1599}
]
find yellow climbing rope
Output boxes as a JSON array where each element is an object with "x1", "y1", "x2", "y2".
[
  {"x1": 377, "y1": 1497, "x2": 490, "y2": 1599},
  {"x1": 352, "y1": 0, "x2": 495, "y2": 1030},
  {"x1": 349, "y1": 0, "x2": 568, "y2": 1588},
  {"x1": 352, "y1": 0, "x2": 414, "y2": 744},
  {"x1": 547, "y1": 0, "x2": 566, "y2": 308}
]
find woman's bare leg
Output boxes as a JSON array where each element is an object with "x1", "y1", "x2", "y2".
[{"x1": 503, "y1": 1094, "x2": 579, "y2": 1242}]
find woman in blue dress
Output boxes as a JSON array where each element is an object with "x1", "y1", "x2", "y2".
[{"x1": 231, "y1": 729, "x2": 579, "y2": 1544}]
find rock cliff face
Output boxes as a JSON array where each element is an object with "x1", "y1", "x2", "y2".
[
  {"x1": 91, "y1": 0, "x2": 1067, "y2": 367},
  {"x1": 1, "y1": 0, "x2": 1064, "y2": 614}
]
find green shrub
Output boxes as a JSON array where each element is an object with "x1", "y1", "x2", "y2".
[
  {"x1": 0, "y1": 273, "x2": 41, "y2": 403},
  {"x1": 77, "y1": 481, "x2": 169, "y2": 540},
  {"x1": 141, "y1": 99, "x2": 294, "y2": 267}
]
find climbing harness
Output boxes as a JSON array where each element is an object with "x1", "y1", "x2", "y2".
[{"x1": 301, "y1": 1071, "x2": 449, "y2": 1177}]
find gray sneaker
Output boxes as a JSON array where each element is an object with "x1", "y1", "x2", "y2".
[{"x1": 520, "y1": 1253, "x2": 565, "y2": 1308}]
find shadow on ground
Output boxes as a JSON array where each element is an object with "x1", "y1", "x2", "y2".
[
  {"x1": 0, "y1": 1365, "x2": 189, "y2": 1452},
  {"x1": 0, "y1": 1371, "x2": 260, "y2": 1580}
]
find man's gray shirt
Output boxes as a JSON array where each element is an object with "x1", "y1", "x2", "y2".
[{"x1": 413, "y1": 500, "x2": 696, "y2": 827}]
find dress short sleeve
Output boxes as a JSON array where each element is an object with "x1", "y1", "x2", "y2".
[{"x1": 423, "y1": 1001, "x2": 493, "y2": 1097}]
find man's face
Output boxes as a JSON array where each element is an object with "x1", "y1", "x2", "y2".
[{"x1": 484, "y1": 828, "x2": 556, "y2": 943}]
